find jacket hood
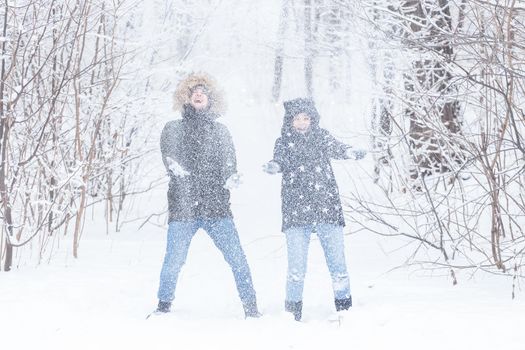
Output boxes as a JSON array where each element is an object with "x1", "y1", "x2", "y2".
[
  {"x1": 281, "y1": 98, "x2": 320, "y2": 135},
  {"x1": 173, "y1": 72, "x2": 226, "y2": 115}
]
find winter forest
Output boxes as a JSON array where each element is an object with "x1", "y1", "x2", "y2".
[{"x1": 2, "y1": 0, "x2": 525, "y2": 349}]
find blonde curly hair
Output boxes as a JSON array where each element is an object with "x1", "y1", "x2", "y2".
[{"x1": 173, "y1": 72, "x2": 226, "y2": 114}]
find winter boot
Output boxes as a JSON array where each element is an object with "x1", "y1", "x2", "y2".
[
  {"x1": 285, "y1": 300, "x2": 303, "y2": 321},
  {"x1": 156, "y1": 300, "x2": 172, "y2": 313},
  {"x1": 334, "y1": 296, "x2": 352, "y2": 312},
  {"x1": 243, "y1": 301, "x2": 261, "y2": 318}
]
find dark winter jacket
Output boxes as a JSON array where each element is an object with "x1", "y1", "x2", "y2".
[
  {"x1": 272, "y1": 98, "x2": 350, "y2": 232},
  {"x1": 161, "y1": 104, "x2": 237, "y2": 222}
]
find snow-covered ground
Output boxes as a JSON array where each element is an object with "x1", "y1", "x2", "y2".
[{"x1": 3, "y1": 201, "x2": 524, "y2": 350}]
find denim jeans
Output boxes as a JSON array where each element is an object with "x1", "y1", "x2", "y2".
[
  {"x1": 285, "y1": 224, "x2": 351, "y2": 302},
  {"x1": 157, "y1": 218, "x2": 257, "y2": 306}
]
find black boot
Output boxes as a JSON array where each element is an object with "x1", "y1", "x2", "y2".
[
  {"x1": 156, "y1": 300, "x2": 172, "y2": 313},
  {"x1": 243, "y1": 301, "x2": 261, "y2": 318},
  {"x1": 335, "y1": 296, "x2": 352, "y2": 311},
  {"x1": 285, "y1": 300, "x2": 303, "y2": 321}
]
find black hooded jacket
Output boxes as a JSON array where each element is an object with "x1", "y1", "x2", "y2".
[
  {"x1": 160, "y1": 104, "x2": 236, "y2": 221},
  {"x1": 272, "y1": 98, "x2": 350, "y2": 232}
]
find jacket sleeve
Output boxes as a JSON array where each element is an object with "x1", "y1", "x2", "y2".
[
  {"x1": 160, "y1": 120, "x2": 185, "y2": 176},
  {"x1": 272, "y1": 137, "x2": 290, "y2": 172},
  {"x1": 160, "y1": 122, "x2": 173, "y2": 174},
  {"x1": 220, "y1": 125, "x2": 237, "y2": 181},
  {"x1": 321, "y1": 129, "x2": 351, "y2": 160}
]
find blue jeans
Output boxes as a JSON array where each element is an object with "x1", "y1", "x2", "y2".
[
  {"x1": 285, "y1": 224, "x2": 351, "y2": 302},
  {"x1": 157, "y1": 218, "x2": 257, "y2": 306}
]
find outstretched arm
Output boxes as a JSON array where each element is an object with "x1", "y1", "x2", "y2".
[
  {"x1": 321, "y1": 130, "x2": 351, "y2": 160},
  {"x1": 321, "y1": 130, "x2": 367, "y2": 160}
]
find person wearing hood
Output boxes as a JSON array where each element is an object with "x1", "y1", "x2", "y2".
[
  {"x1": 263, "y1": 98, "x2": 366, "y2": 321},
  {"x1": 154, "y1": 72, "x2": 259, "y2": 318}
]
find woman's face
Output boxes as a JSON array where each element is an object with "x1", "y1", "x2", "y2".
[
  {"x1": 190, "y1": 87, "x2": 209, "y2": 110},
  {"x1": 292, "y1": 113, "x2": 311, "y2": 134}
]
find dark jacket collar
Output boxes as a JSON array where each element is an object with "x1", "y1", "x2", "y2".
[{"x1": 182, "y1": 104, "x2": 218, "y2": 123}]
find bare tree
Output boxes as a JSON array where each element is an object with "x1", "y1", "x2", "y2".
[
  {"x1": 0, "y1": 0, "x2": 141, "y2": 270},
  {"x1": 347, "y1": 0, "x2": 525, "y2": 287}
]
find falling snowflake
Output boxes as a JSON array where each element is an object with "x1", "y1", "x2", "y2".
[{"x1": 299, "y1": 165, "x2": 305, "y2": 172}]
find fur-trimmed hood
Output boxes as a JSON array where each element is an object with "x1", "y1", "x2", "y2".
[{"x1": 173, "y1": 72, "x2": 226, "y2": 115}]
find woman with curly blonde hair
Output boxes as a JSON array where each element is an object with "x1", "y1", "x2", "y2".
[{"x1": 153, "y1": 72, "x2": 259, "y2": 318}]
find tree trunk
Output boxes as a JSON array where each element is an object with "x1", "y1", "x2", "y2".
[
  {"x1": 304, "y1": 0, "x2": 313, "y2": 98},
  {"x1": 327, "y1": 5, "x2": 343, "y2": 90},
  {"x1": 369, "y1": 1, "x2": 395, "y2": 184},
  {"x1": 0, "y1": 1, "x2": 12, "y2": 271},
  {"x1": 402, "y1": 0, "x2": 462, "y2": 180},
  {"x1": 272, "y1": 0, "x2": 289, "y2": 102}
]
